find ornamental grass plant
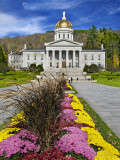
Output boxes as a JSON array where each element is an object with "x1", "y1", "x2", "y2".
[{"x1": 0, "y1": 77, "x2": 65, "y2": 152}]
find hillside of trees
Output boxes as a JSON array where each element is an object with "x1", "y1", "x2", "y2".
[{"x1": 0, "y1": 25, "x2": 120, "y2": 67}]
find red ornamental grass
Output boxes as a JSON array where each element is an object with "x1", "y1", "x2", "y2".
[
  {"x1": 51, "y1": 121, "x2": 94, "y2": 133},
  {"x1": 63, "y1": 85, "x2": 71, "y2": 90},
  {"x1": 22, "y1": 148, "x2": 77, "y2": 160}
]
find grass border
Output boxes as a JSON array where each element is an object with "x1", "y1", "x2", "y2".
[{"x1": 79, "y1": 97, "x2": 120, "y2": 152}]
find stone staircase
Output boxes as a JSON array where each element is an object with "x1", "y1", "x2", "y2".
[{"x1": 42, "y1": 68, "x2": 87, "y2": 82}]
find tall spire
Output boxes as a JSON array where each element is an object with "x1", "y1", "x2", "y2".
[{"x1": 62, "y1": 11, "x2": 66, "y2": 20}]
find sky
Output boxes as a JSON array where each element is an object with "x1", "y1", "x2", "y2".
[{"x1": 0, "y1": 0, "x2": 120, "y2": 38}]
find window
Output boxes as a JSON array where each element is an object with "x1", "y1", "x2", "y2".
[
  {"x1": 41, "y1": 63, "x2": 43, "y2": 66},
  {"x1": 68, "y1": 34, "x2": 69, "y2": 38},
  {"x1": 27, "y1": 55, "x2": 30, "y2": 60},
  {"x1": 98, "y1": 63, "x2": 101, "y2": 68},
  {"x1": 85, "y1": 55, "x2": 87, "y2": 60},
  {"x1": 27, "y1": 63, "x2": 30, "y2": 67},
  {"x1": 98, "y1": 55, "x2": 101, "y2": 60},
  {"x1": 59, "y1": 34, "x2": 60, "y2": 38},
  {"x1": 41, "y1": 54, "x2": 43, "y2": 60},
  {"x1": 63, "y1": 33, "x2": 65, "y2": 38},
  {"x1": 76, "y1": 63, "x2": 78, "y2": 67},
  {"x1": 50, "y1": 62, "x2": 52, "y2": 67},
  {"x1": 34, "y1": 55, "x2": 36, "y2": 60},
  {"x1": 92, "y1": 55, "x2": 94, "y2": 60},
  {"x1": 56, "y1": 63, "x2": 59, "y2": 68},
  {"x1": 69, "y1": 63, "x2": 71, "y2": 68}
]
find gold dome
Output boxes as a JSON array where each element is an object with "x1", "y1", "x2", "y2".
[{"x1": 55, "y1": 19, "x2": 73, "y2": 29}]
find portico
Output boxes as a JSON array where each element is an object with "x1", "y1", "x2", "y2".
[{"x1": 46, "y1": 49, "x2": 82, "y2": 69}]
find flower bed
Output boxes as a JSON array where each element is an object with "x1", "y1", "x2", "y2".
[{"x1": 0, "y1": 80, "x2": 120, "y2": 160}]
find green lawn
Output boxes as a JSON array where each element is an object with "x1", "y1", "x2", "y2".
[
  {"x1": 0, "y1": 71, "x2": 39, "y2": 88},
  {"x1": 90, "y1": 71, "x2": 120, "y2": 87}
]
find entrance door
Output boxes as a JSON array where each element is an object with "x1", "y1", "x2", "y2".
[{"x1": 62, "y1": 61, "x2": 66, "y2": 68}]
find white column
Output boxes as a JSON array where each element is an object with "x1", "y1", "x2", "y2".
[
  {"x1": 66, "y1": 50, "x2": 69, "y2": 68},
  {"x1": 79, "y1": 51, "x2": 81, "y2": 68},
  {"x1": 73, "y1": 50, "x2": 76, "y2": 68},
  {"x1": 59, "y1": 50, "x2": 62, "y2": 68},
  {"x1": 52, "y1": 50, "x2": 55, "y2": 68},
  {"x1": 46, "y1": 50, "x2": 49, "y2": 68}
]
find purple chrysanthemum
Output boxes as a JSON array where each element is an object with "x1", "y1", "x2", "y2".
[
  {"x1": 0, "y1": 129, "x2": 39, "y2": 158},
  {"x1": 55, "y1": 127, "x2": 96, "y2": 160}
]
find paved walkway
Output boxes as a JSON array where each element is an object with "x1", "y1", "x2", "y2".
[
  {"x1": 72, "y1": 82, "x2": 120, "y2": 138},
  {"x1": 0, "y1": 86, "x2": 19, "y2": 124}
]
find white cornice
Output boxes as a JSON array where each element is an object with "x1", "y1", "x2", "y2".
[{"x1": 45, "y1": 39, "x2": 83, "y2": 47}]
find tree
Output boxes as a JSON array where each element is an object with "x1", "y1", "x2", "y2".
[
  {"x1": 87, "y1": 25, "x2": 98, "y2": 49},
  {"x1": 29, "y1": 63, "x2": 36, "y2": 72},
  {"x1": 40, "y1": 36, "x2": 46, "y2": 48},
  {"x1": 27, "y1": 43, "x2": 33, "y2": 49},
  {"x1": 37, "y1": 64, "x2": 44, "y2": 72},
  {"x1": 113, "y1": 54, "x2": 119, "y2": 69},
  {"x1": 0, "y1": 63, "x2": 9, "y2": 75},
  {"x1": 89, "y1": 64, "x2": 99, "y2": 73},
  {"x1": 96, "y1": 32, "x2": 104, "y2": 47},
  {"x1": 0, "y1": 46, "x2": 7, "y2": 64},
  {"x1": 83, "y1": 65, "x2": 90, "y2": 73}
]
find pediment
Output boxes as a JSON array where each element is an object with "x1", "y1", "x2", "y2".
[{"x1": 45, "y1": 39, "x2": 83, "y2": 47}]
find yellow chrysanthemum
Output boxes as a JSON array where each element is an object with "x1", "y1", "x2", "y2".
[
  {"x1": 68, "y1": 94, "x2": 82, "y2": 104},
  {"x1": 71, "y1": 101, "x2": 84, "y2": 110},
  {"x1": 81, "y1": 127, "x2": 120, "y2": 156},
  {"x1": 11, "y1": 111, "x2": 26, "y2": 126},
  {"x1": 66, "y1": 82, "x2": 72, "y2": 89},
  {"x1": 0, "y1": 127, "x2": 20, "y2": 142},
  {"x1": 95, "y1": 150, "x2": 120, "y2": 160},
  {"x1": 75, "y1": 110, "x2": 95, "y2": 127}
]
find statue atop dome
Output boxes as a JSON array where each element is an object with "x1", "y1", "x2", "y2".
[{"x1": 62, "y1": 11, "x2": 66, "y2": 20}]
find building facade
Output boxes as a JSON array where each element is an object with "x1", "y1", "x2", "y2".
[{"x1": 8, "y1": 12, "x2": 106, "y2": 70}]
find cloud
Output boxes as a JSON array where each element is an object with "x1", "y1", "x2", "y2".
[
  {"x1": 73, "y1": 17, "x2": 92, "y2": 26},
  {"x1": 0, "y1": 13, "x2": 47, "y2": 37},
  {"x1": 108, "y1": 7, "x2": 120, "y2": 15},
  {"x1": 78, "y1": 17, "x2": 92, "y2": 23},
  {"x1": 22, "y1": 0, "x2": 83, "y2": 10}
]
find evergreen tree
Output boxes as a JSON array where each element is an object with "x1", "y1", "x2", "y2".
[
  {"x1": 87, "y1": 25, "x2": 98, "y2": 49},
  {"x1": 0, "y1": 46, "x2": 7, "y2": 64}
]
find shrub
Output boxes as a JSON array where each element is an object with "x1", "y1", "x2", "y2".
[
  {"x1": 0, "y1": 63, "x2": 10, "y2": 75},
  {"x1": 89, "y1": 64, "x2": 99, "y2": 73},
  {"x1": 29, "y1": 63, "x2": 36, "y2": 72},
  {"x1": 37, "y1": 64, "x2": 44, "y2": 72},
  {"x1": 83, "y1": 65, "x2": 89, "y2": 73}
]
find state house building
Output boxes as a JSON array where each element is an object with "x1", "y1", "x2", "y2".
[{"x1": 8, "y1": 12, "x2": 106, "y2": 71}]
